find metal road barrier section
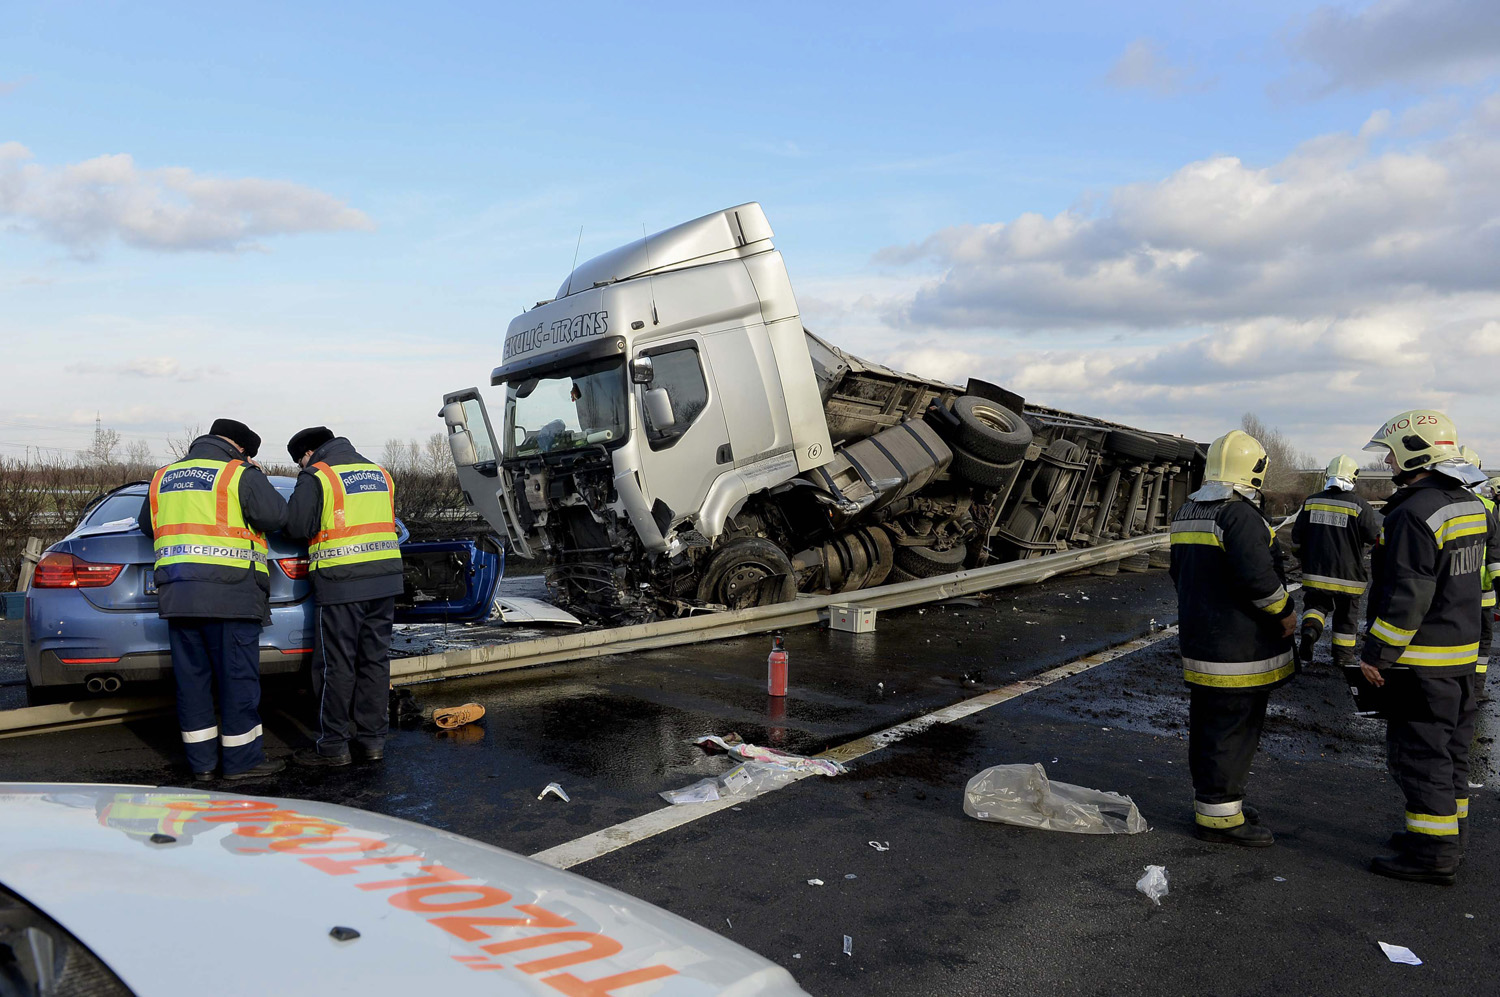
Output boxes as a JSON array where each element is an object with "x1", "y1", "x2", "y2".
[{"x1": 0, "y1": 533, "x2": 1167, "y2": 739}]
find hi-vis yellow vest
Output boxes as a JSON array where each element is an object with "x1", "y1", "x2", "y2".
[
  {"x1": 309, "y1": 461, "x2": 400, "y2": 573},
  {"x1": 149, "y1": 459, "x2": 268, "y2": 577}
]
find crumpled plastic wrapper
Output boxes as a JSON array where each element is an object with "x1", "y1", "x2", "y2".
[{"x1": 963, "y1": 762, "x2": 1147, "y2": 834}]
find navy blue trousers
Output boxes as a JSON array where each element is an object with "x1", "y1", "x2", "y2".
[
  {"x1": 311, "y1": 597, "x2": 395, "y2": 758},
  {"x1": 168, "y1": 619, "x2": 265, "y2": 775}
]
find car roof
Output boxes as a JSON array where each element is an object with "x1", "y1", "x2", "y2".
[
  {"x1": 109, "y1": 475, "x2": 299, "y2": 498},
  {"x1": 0, "y1": 785, "x2": 808, "y2": 997}
]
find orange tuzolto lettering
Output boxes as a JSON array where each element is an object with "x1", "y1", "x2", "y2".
[
  {"x1": 389, "y1": 885, "x2": 515, "y2": 912},
  {"x1": 430, "y1": 905, "x2": 575, "y2": 941},
  {"x1": 480, "y1": 932, "x2": 625, "y2": 975},
  {"x1": 358, "y1": 865, "x2": 470, "y2": 891},
  {"x1": 303, "y1": 854, "x2": 424, "y2": 875},
  {"x1": 267, "y1": 836, "x2": 389, "y2": 854},
  {"x1": 542, "y1": 965, "x2": 679, "y2": 997}
]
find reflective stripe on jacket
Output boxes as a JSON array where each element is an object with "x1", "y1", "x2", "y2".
[
  {"x1": 309, "y1": 461, "x2": 401, "y2": 573},
  {"x1": 1290, "y1": 488, "x2": 1382, "y2": 593},
  {"x1": 1362, "y1": 478, "x2": 1486, "y2": 675},
  {"x1": 1170, "y1": 495, "x2": 1295, "y2": 690},
  {"x1": 149, "y1": 459, "x2": 268, "y2": 579},
  {"x1": 1479, "y1": 494, "x2": 1499, "y2": 609}
]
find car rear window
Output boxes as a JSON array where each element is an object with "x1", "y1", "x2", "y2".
[{"x1": 82, "y1": 493, "x2": 146, "y2": 528}]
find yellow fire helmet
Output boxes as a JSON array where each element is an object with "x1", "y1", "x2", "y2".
[
  {"x1": 1325, "y1": 454, "x2": 1361, "y2": 481},
  {"x1": 1364, "y1": 409, "x2": 1462, "y2": 472},
  {"x1": 1460, "y1": 445, "x2": 1483, "y2": 470},
  {"x1": 1204, "y1": 430, "x2": 1268, "y2": 489}
]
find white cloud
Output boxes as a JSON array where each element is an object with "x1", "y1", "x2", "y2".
[
  {"x1": 1105, "y1": 38, "x2": 1207, "y2": 97},
  {"x1": 64, "y1": 356, "x2": 224, "y2": 381},
  {"x1": 0, "y1": 143, "x2": 374, "y2": 254},
  {"x1": 1287, "y1": 0, "x2": 1500, "y2": 92}
]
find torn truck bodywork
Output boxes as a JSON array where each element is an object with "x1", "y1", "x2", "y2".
[{"x1": 442, "y1": 203, "x2": 1203, "y2": 622}]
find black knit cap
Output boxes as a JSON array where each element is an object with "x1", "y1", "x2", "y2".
[
  {"x1": 288, "y1": 426, "x2": 335, "y2": 462},
  {"x1": 208, "y1": 418, "x2": 261, "y2": 458}
]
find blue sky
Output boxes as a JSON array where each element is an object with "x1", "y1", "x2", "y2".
[{"x1": 3, "y1": 1, "x2": 1499, "y2": 465}]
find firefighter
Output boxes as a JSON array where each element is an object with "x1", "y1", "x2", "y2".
[
  {"x1": 1170, "y1": 429, "x2": 1297, "y2": 847},
  {"x1": 1458, "y1": 448, "x2": 1499, "y2": 702},
  {"x1": 138, "y1": 419, "x2": 288, "y2": 782},
  {"x1": 283, "y1": 427, "x2": 403, "y2": 767},
  {"x1": 1361, "y1": 411, "x2": 1489, "y2": 885},
  {"x1": 1291, "y1": 455, "x2": 1382, "y2": 670}
]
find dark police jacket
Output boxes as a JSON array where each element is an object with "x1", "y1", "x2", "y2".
[
  {"x1": 1290, "y1": 487, "x2": 1382, "y2": 594},
  {"x1": 1170, "y1": 493, "x2": 1296, "y2": 691},
  {"x1": 1363, "y1": 476, "x2": 1487, "y2": 677},
  {"x1": 284, "y1": 437, "x2": 404, "y2": 606},
  {"x1": 138, "y1": 435, "x2": 288, "y2": 622}
]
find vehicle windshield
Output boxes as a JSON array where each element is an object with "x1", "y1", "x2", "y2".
[
  {"x1": 81, "y1": 491, "x2": 146, "y2": 529},
  {"x1": 504, "y1": 357, "x2": 628, "y2": 458}
]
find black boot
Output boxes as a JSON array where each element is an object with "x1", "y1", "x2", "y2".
[
  {"x1": 222, "y1": 758, "x2": 286, "y2": 783},
  {"x1": 294, "y1": 747, "x2": 352, "y2": 769},
  {"x1": 1370, "y1": 852, "x2": 1457, "y2": 886},
  {"x1": 1477, "y1": 670, "x2": 1491, "y2": 704},
  {"x1": 1298, "y1": 628, "x2": 1317, "y2": 665},
  {"x1": 1195, "y1": 821, "x2": 1275, "y2": 847}
]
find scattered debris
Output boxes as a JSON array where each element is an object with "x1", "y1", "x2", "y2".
[
  {"x1": 433, "y1": 703, "x2": 486, "y2": 729},
  {"x1": 660, "y1": 780, "x2": 721, "y2": 805},
  {"x1": 807, "y1": 879, "x2": 824, "y2": 886},
  {"x1": 329, "y1": 926, "x2": 361, "y2": 941},
  {"x1": 537, "y1": 782, "x2": 570, "y2": 802},
  {"x1": 1274, "y1": 876, "x2": 1287, "y2": 883},
  {"x1": 1135, "y1": 866, "x2": 1169, "y2": 906},
  {"x1": 663, "y1": 736, "x2": 847, "y2": 805},
  {"x1": 868, "y1": 841, "x2": 890, "y2": 852},
  {"x1": 845, "y1": 874, "x2": 857, "y2": 880},
  {"x1": 1466, "y1": 913, "x2": 1475, "y2": 919},
  {"x1": 693, "y1": 735, "x2": 846, "y2": 776},
  {"x1": 726, "y1": 918, "x2": 733, "y2": 929},
  {"x1": 1377, "y1": 942, "x2": 1421, "y2": 966},
  {"x1": 793, "y1": 954, "x2": 801, "y2": 959},
  {"x1": 964, "y1": 763, "x2": 1146, "y2": 834},
  {"x1": 843, "y1": 935, "x2": 853, "y2": 957}
]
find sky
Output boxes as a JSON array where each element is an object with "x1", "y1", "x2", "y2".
[{"x1": 2, "y1": 0, "x2": 1498, "y2": 467}]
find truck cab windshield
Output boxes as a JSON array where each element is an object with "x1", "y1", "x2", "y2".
[{"x1": 505, "y1": 357, "x2": 628, "y2": 458}]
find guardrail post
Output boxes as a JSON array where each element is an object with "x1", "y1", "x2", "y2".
[{"x1": 16, "y1": 537, "x2": 42, "y2": 592}]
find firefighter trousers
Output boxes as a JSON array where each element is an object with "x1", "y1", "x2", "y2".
[
  {"x1": 1189, "y1": 686, "x2": 1270, "y2": 809},
  {"x1": 168, "y1": 618, "x2": 266, "y2": 776},
  {"x1": 1301, "y1": 589, "x2": 1360, "y2": 656},
  {"x1": 310, "y1": 597, "x2": 395, "y2": 758},
  {"x1": 1385, "y1": 671, "x2": 1476, "y2": 865}
]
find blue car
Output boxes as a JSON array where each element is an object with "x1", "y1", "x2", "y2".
[{"x1": 23, "y1": 477, "x2": 503, "y2": 700}]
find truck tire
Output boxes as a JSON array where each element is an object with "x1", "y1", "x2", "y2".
[
  {"x1": 1173, "y1": 437, "x2": 1198, "y2": 462},
  {"x1": 696, "y1": 539, "x2": 796, "y2": 610},
  {"x1": 1031, "y1": 439, "x2": 1084, "y2": 502},
  {"x1": 1105, "y1": 430, "x2": 1156, "y2": 461},
  {"x1": 888, "y1": 564, "x2": 921, "y2": 584},
  {"x1": 950, "y1": 444, "x2": 1017, "y2": 489},
  {"x1": 893, "y1": 542, "x2": 968, "y2": 579},
  {"x1": 952, "y1": 396, "x2": 1032, "y2": 464}
]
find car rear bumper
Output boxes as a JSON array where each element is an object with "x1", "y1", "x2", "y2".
[{"x1": 26, "y1": 648, "x2": 310, "y2": 688}]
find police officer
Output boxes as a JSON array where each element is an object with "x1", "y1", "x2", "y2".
[
  {"x1": 1458, "y1": 448, "x2": 1500, "y2": 702},
  {"x1": 1291, "y1": 455, "x2": 1382, "y2": 670},
  {"x1": 283, "y1": 427, "x2": 403, "y2": 767},
  {"x1": 1362, "y1": 411, "x2": 1489, "y2": 885},
  {"x1": 1170, "y1": 430, "x2": 1297, "y2": 847},
  {"x1": 139, "y1": 419, "x2": 287, "y2": 782}
]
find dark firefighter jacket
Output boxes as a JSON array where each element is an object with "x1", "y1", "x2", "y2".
[
  {"x1": 1170, "y1": 494, "x2": 1296, "y2": 691},
  {"x1": 1362, "y1": 476, "x2": 1488, "y2": 676},
  {"x1": 1290, "y1": 487, "x2": 1382, "y2": 594}
]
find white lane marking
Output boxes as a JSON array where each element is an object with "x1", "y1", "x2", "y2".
[{"x1": 528, "y1": 625, "x2": 1179, "y2": 869}]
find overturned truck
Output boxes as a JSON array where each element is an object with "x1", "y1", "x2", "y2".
[{"x1": 441, "y1": 204, "x2": 1203, "y2": 623}]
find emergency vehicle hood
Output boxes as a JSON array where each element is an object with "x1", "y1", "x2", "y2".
[{"x1": 0, "y1": 784, "x2": 809, "y2": 997}]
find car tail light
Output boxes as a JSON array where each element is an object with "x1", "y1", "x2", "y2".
[
  {"x1": 277, "y1": 557, "x2": 310, "y2": 579},
  {"x1": 31, "y1": 552, "x2": 125, "y2": 589}
]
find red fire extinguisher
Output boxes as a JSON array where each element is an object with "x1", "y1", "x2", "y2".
[{"x1": 767, "y1": 634, "x2": 789, "y2": 697}]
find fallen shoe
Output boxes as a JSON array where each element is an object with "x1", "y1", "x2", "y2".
[
  {"x1": 1194, "y1": 821, "x2": 1274, "y2": 847},
  {"x1": 222, "y1": 758, "x2": 286, "y2": 782},
  {"x1": 293, "y1": 747, "x2": 352, "y2": 768},
  {"x1": 1370, "y1": 853, "x2": 1457, "y2": 886},
  {"x1": 433, "y1": 703, "x2": 485, "y2": 729}
]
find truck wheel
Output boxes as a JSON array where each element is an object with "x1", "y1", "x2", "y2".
[
  {"x1": 893, "y1": 542, "x2": 967, "y2": 579},
  {"x1": 1105, "y1": 430, "x2": 1156, "y2": 461},
  {"x1": 1031, "y1": 439, "x2": 1084, "y2": 501},
  {"x1": 951, "y1": 445, "x2": 1017, "y2": 489},
  {"x1": 887, "y1": 564, "x2": 920, "y2": 584},
  {"x1": 952, "y1": 396, "x2": 1033, "y2": 464},
  {"x1": 696, "y1": 539, "x2": 796, "y2": 610}
]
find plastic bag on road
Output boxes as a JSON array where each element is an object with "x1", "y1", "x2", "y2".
[
  {"x1": 1135, "y1": 865, "x2": 1169, "y2": 905},
  {"x1": 660, "y1": 761, "x2": 804, "y2": 805},
  {"x1": 963, "y1": 762, "x2": 1147, "y2": 834}
]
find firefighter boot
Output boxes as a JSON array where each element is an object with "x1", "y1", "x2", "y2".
[
  {"x1": 1194, "y1": 821, "x2": 1274, "y2": 847},
  {"x1": 1331, "y1": 643, "x2": 1358, "y2": 672},
  {"x1": 1298, "y1": 627, "x2": 1317, "y2": 666},
  {"x1": 1370, "y1": 851, "x2": 1458, "y2": 886},
  {"x1": 1477, "y1": 670, "x2": 1491, "y2": 704}
]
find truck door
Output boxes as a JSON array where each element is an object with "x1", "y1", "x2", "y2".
[
  {"x1": 634, "y1": 338, "x2": 732, "y2": 528},
  {"x1": 439, "y1": 387, "x2": 533, "y2": 558}
]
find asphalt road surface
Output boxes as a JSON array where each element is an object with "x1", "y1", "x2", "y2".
[{"x1": 3, "y1": 567, "x2": 1497, "y2": 996}]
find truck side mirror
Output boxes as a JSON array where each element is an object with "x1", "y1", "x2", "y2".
[
  {"x1": 440, "y1": 402, "x2": 466, "y2": 429},
  {"x1": 448, "y1": 429, "x2": 478, "y2": 467},
  {"x1": 644, "y1": 387, "x2": 676, "y2": 430},
  {"x1": 630, "y1": 356, "x2": 655, "y2": 384}
]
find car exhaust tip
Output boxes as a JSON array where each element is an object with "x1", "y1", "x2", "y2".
[
  {"x1": 85, "y1": 677, "x2": 105, "y2": 694},
  {"x1": 101, "y1": 676, "x2": 122, "y2": 693}
]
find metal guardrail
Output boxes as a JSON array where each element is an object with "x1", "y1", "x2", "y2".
[{"x1": 0, "y1": 533, "x2": 1167, "y2": 739}]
